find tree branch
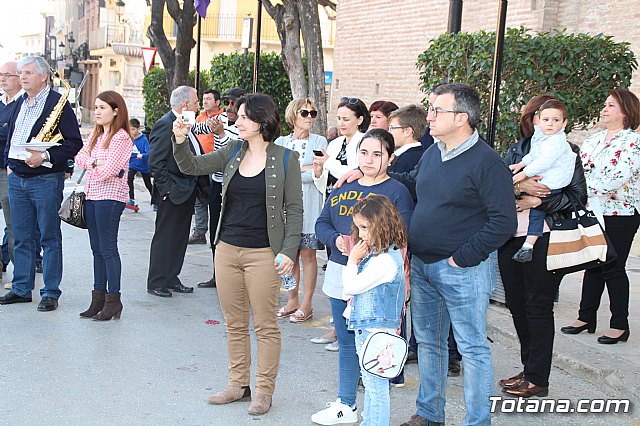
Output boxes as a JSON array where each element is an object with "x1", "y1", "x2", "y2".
[
  {"x1": 166, "y1": 0, "x2": 182, "y2": 23},
  {"x1": 318, "y1": 0, "x2": 336, "y2": 11}
]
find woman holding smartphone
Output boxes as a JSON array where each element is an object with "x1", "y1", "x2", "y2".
[{"x1": 274, "y1": 98, "x2": 328, "y2": 322}]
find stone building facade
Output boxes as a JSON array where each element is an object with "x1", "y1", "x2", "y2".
[{"x1": 330, "y1": 0, "x2": 640, "y2": 112}]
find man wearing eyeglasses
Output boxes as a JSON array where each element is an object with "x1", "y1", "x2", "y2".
[
  {"x1": 391, "y1": 83, "x2": 516, "y2": 426},
  {"x1": 0, "y1": 56, "x2": 82, "y2": 312},
  {"x1": 0, "y1": 61, "x2": 24, "y2": 280}
]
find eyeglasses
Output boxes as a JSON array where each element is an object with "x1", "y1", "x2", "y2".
[
  {"x1": 0, "y1": 73, "x2": 18, "y2": 79},
  {"x1": 339, "y1": 97, "x2": 360, "y2": 105},
  {"x1": 298, "y1": 109, "x2": 318, "y2": 118},
  {"x1": 388, "y1": 125, "x2": 407, "y2": 131},
  {"x1": 427, "y1": 106, "x2": 462, "y2": 118},
  {"x1": 223, "y1": 98, "x2": 236, "y2": 106}
]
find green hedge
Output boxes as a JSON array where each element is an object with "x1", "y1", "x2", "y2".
[
  {"x1": 417, "y1": 28, "x2": 637, "y2": 152},
  {"x1": 142, "y1": 52, "x2": 293, "y2": 133},
  {"x1": 209, "y1": 51, "x2": 293, "y2": 134}
]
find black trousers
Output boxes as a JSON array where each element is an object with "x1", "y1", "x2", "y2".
[
  {"x1": 127, "y1": 169, "x2": 155, "y2": 204},
  {"x1": 498, "y1": 233, "x2": 561, "y2": 387},
  {"x1": 579, "y1": 212, "x2": 640, "y2": 330},
  {"x1": 208, "y1": 180, "x2": 223, "y2": 272},
  {"x1": 147, "y1": 190, "x2": 196, "y2": 290}
]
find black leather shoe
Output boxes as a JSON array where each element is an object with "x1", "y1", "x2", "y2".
[
  {"x1": 0, "y1": 291, "x2": 33, "y2": 304},
  {"x1": 560, "y1": 322, "x2": 596, "y2": 334},
  {"x1": 148, "y1": 288, "x2": 172, "y2": 298},
  {"x1": 169, "y1": 283, "x2": 194, "y2": 293},
  {"x1": 197, "y1": 277, "x2": 216, "y2": 288},
  {"x1": 448, "y1": 358, "x2": 461, "y2": 376},
  {"x1": 597, "y1": 329, "x2": 630, "y2": 344},
  {"x1": 188, "y1": 233, "x2": 207, "y2": 245},
  {"x1": 37, "y1": 297, "x2": 58, "y2": 312}
]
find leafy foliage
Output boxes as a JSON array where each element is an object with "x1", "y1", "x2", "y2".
[
  {"x1": 209, "y1": 51, "x2": 294, "y2": 133},
  {"x1": 417, "y1": 28, "x2": 637, "y2": 152},
  {"x1": 142, "y1": 66, "x2": 170, "y2": 128},
  {"x1": 143, "y1": 52, "x2": 293, "y2": 133}
]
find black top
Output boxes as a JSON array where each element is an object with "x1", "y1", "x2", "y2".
[{"x1": 219, "y1": 169, "x2": 270, "y2": 248}]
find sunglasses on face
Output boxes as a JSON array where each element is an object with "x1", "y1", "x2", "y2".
[
  {"x1": 339, "y1": 97, "x2": 360, "y2": 105},
  {"x1": 299, "y1": 109, "x2": 318, "y2": 118},
  {"x1": 223, "y1": 98, "x2": 236, "y2": 106}
]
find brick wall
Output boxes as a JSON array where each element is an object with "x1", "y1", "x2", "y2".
[{"x1": 330, "y1": 0, "x2": 640, "y2": 121}]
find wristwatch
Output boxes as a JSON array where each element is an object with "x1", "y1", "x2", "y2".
[
  {"x1": 40, "y1": 151, "x2": 50, "y2": 163},
  {"x1": 92, "y1": 159, "x2": 98, "y2": 168}
]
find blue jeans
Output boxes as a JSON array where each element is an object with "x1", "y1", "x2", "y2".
[
  {"x1": 85, "y1": 200, "x2": 125, "y2": 293},
  {"x1": 355, "y1": 328, "x2": 390, "y2": 426},
  {"x1": 329, "y1": 297, "x2": 359, "y2": 407},
  {"x1": 411, "y1": 254, "x2": 496, "y2": 426},
  {"x1": 8, "y1": 172, "x2": 64, "y2": 299}
]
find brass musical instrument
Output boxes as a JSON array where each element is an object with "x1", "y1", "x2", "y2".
[{"x1": 33, "y1": 68, "x2": 71, "y2": 144}]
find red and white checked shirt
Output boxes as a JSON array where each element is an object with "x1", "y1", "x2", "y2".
[{"x1": 75, "y1": 128, "x2": 133, "y2": 203}]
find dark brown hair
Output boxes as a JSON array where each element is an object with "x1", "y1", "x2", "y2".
[
  {"x1": 519, "y1": 94, "x2": 557, "y2": 138},
  {"x1": 538, "y1": 99, "x2": 567, "y2": 120},
  {"x1": 609, "y1": 88, "x2": 640, "y2": 130},
  {"x1": 235, "y1": 93, "x2": 281, "y2": 142},
  {"x1": 350, "y1": 194, "x2": 407, "y2": 254},
  {"x1": 89, "y1": 91, "x2": 130, "y2": 151}
]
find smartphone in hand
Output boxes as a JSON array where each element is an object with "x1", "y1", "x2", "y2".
[
  {"x1": 181, "y1": 111, "x2": 195, "y2": 124},
  {"x1": 313, "y1": 150, "x2": 324, "y2": 156}
]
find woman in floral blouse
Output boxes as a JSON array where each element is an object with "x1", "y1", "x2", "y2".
[{"x1": 561, "y1": 88, "x2": 640, "y2": 344}]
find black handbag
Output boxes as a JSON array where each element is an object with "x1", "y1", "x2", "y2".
[
  {"x1": 58, "y1": 170, "x2": 87, "y2": 229},
  {"x1": 546, "y1": 194, "x2": 617, "y2": 275}
]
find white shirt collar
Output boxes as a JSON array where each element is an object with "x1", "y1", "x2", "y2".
[{"x1": 394, "y1": 141, "x2": 422, "y2": 157}]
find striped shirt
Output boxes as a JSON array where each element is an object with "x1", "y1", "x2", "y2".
[
  {"x1": 75, "y1": 128, "x2": 133, "y2": 203},
  {"x1": 10, "y1": 86, "x2": 50, "y2": 146}
]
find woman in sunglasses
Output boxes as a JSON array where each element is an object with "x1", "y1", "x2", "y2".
[
  {"x1": 313, "y1": 97, "x2": 370, "y2": 196},
  {"x1": 274, "y1": 98, "x2": 328, "y2": 323}
]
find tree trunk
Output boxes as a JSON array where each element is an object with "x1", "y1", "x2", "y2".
[
  {"x1": 298, "y1": 0, "x2": 327, "y2": 135},
  {"x1": 263, "y1": 1, "x2": 307, "y2": 100},
  {"x1": 146, "y1": 0, "x2": 195, "y2": 94}
]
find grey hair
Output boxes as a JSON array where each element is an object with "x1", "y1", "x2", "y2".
[
  {"x1": 17, "y1": 56, "x2": 50, "y2": 75},
  {"x1": 437, "y1": 83, "x2": 481, "y2": 129},
  {"x1": 170, "y1": 85, "x2": 196, "y2": 107}
]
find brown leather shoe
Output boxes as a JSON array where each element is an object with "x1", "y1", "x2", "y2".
[
  {"x1": 502, "y1": 379, "x2": 549, "y2": 398},
  {"x1": 247, "y1": 392, "x2": 272, "y2": 415},
  {"x1": 498, "y1": 371, "x2": 524, "y2": 388},
  {"x1": 207, "y1": 385, "x2": 251, "y2": 405}
]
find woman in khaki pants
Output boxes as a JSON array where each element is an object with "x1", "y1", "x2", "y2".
[{"x1": 172, "y1": 93, "x2": 302, "y2": 416}]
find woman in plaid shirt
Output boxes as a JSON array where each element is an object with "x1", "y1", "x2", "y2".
[{"x1": 74, "y1": 91, "x2": 133, "y2": 321}]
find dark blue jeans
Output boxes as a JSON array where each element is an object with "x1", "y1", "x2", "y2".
[
  {"x1": 329, "y1": 297, "x2": 359, "y2": 407},
  {"x1": 85, "y1": 200, "x2": 125, "y2": 293},
  {"x1": 8, "y1": 172, "x2": 64, "y2": 299}
]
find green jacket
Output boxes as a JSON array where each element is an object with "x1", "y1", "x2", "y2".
[{"x1": 173, "y1": 137, "x2": 303, "y2": 261}]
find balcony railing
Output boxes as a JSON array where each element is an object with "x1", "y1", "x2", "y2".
[
  {"x1": 162, "y1": 14, "x2": 335, "y2": 46},
  {"x1": 89, "y1": 25, "x2": 126, "y2": 50}
]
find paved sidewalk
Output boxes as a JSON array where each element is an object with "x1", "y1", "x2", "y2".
[{"x1": 0, "y1": 177, "x2": 638, "y2": 425}]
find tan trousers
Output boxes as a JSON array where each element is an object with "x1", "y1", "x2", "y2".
[{"x1": 215, "y1": 241, "x2": 281, "y2": 395}]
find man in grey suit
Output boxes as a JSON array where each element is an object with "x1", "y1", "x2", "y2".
[{"x1": 146, "y1": 86, "x2": 203, "y2": 297}]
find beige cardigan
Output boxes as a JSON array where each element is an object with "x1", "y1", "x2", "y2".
[{"x1": 173, "y1": 137, "x2": 303, "y2": 261}]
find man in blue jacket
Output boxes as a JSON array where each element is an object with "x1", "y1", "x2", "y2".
[{"x1": 0, "y1": 56, "x2": 82, "y2": 312}]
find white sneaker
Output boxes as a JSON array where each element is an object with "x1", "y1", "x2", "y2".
[{"x1": 311, "y1": 399, "x2": 358, "y2": 425}]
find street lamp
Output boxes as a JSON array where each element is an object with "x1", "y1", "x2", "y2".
[{"x1": 58, "y1": 41, "x2": 65, "y2": 60}]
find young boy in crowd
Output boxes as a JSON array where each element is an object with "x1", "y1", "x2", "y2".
[
  {"x1": 127, "y1": 119, "x2": 155, "y2": 209},
  {"x1": 510, "y1": 99, "x2": 576, "y2": 262}
]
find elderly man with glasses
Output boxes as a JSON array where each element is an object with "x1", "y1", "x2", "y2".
[{"x1": 0, "y1": 56, "x2": 82, "y2": 311}]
